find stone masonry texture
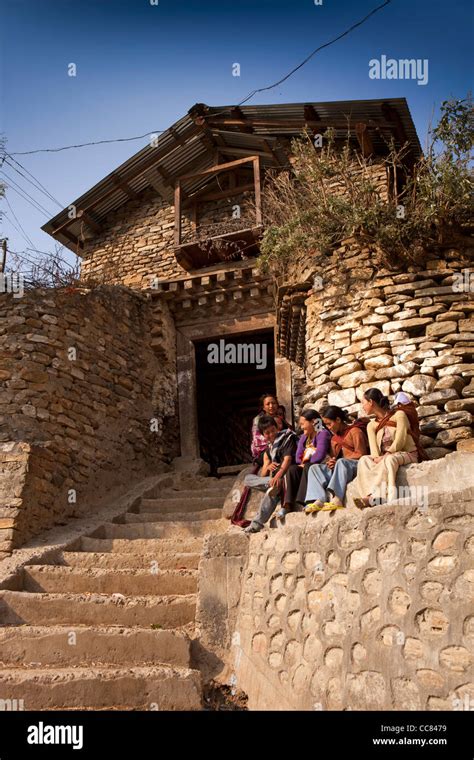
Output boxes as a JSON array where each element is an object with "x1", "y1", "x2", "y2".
[
  {"x1": 0, "y1": 286, "x2": 179, "y2": 555},
  {"x1": 199, "y1": 453, "x2": 474, "y2": 711}
]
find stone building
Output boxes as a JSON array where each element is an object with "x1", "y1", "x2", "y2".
[
  {"x1": 0, "y1": 98, "x2": 473, "y2": 713},
  {"x1": 43, "y1": 97, "x2": 469, "y2": 467},
  {"x1": 1, "y1": 97, "x2": 473, "y2": 554}
]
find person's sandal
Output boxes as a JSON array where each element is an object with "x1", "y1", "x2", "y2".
[
  {"x1": 244, "y1": 523, "x2": 262, "y2": 534},
  {"x1": 322, "y1": 500, "x2": 344, "y2": 511},
  {"x1": 277, "y1": 507, "x2": 290, "y2": 521},
  {"x1": 354, "y1": 497, "x2": 372, "y2": 510},
  {"x1": 305, "y1": 500, "x2": 325, "y2": 514}
]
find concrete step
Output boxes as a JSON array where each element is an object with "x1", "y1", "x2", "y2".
[
  {"x1": 22, "y1": 566, "x2": 198, "y2": 596},
  {"x1": 58, "y1": 551, "x2": 201, "y2": 570},
  {"x1": 79, "y1": 536, "x2": 204, "y2": 554},
  {"x1": 125, "y1": 508, "x2": 222, "y2": 523},
  {"x1": 0, "y1": 590, "x2": 196, "y2": 628},
  {"x1": 0, "y1": 625, "x2": 192, "y2": 668},
  {"x1": 139, "y1": 496, "x2": 224, "y2": 513},
  {"x1": 99, "y1": 519, "x2": 227, "y2": 540},
  {"x1": 0, "y1": 664, "x2": 202, "y2": 710}
]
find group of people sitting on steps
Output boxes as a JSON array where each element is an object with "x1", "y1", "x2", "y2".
[{"x1": 236, "y1": 389, "x2": 427, "y2": 535}]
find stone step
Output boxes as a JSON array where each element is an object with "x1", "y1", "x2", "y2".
[
  {"x1": 0, "y1": 625, "x2": 191, "y2": 668},
  {"x1": 0, "y1": 664, "x2": 201, "y2": 710},
  {"x1": 125, "y1": 508, "x2": 222, "y2": 523},
  {"x1": 79, "y1": 536, "x2": 204, "y2": 554},
  {"x1": 217, "y1": 464, "x2": 248, "y2": 475},
  {"x1": 144, "y1": 479, "x2": 232, "y2": 499},
  {"x1": 161, "y1": 488, "x2": 229, "y2": 501},
  {"x1": 58, "y1": 551, "x2": 201, "y2": 570},
  {"x1": 0, "y1": 590, "x2": 196, "y2": 628},
  {"x1": 139, "y1": 496, "x2": 224, "y2": 513},
  {"x1": 22, "y1": 566, "x2": 197, "y2": 596},
  {"x1": 99, "y1": 519, "x2": 227, "y2": 540}
]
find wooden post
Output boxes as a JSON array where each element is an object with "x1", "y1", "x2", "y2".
[
  {"x1": 174, "y1": 180, "x2": 182, "y2": 246},
  {"x1": 253, "y1": 156, "x2": 262, "y2": 226},
  {"x1": 355, "y1": 122, "x2": 374, "y2": 158},
  {"x1": 0, "y1": 239, "x2": 6, "y2": 273}
]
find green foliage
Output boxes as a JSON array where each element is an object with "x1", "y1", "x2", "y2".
[{"x1": 259, "y1": 97, "x2": 474, "y2": 272}]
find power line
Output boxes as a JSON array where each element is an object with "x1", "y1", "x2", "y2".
[
  {"x1": 4, "y1": 155, "x2": 63, "y2": 208},
  {"x1": 0, "y1": 172, "x2": 54, "y2": 216},
  {"x1": 232, "y1": 0, "x2": 391, "y2": 107},
  {"x1": 2, "y1": 200, "x2": 36, "y2": 250},
  {"x1": 7, "y1": 130, "x2": 165, "y2": 157},
  {"x1": 5, "y1": 0, "x2": 391, "y2": 157}
]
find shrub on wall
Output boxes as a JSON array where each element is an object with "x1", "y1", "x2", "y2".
[{"x1": 259, "y1": 96, "x2": 473, "y2": 273}]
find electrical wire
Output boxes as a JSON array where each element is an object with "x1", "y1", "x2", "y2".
[
  {"x1": 4, "y1": 155, "x2": 64, "y2": 208},
  {"x1": 2, "y1": 201, "x2": 36, "y2": 250},
  {"x1": 5, "y1": 0, "x2": 391, "y2": 156},
  {"x1": 0, "y1": 172, "x2": 54, "y2": 216}
]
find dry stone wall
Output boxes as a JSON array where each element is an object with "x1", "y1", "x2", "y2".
[
  {"x1": 80, "y1": 189, "x2": 183, "y2": 287},
  {"x1": 288, "y1": 242, "x2": 474, "y2": 456},
  {"x1": 0, "y1": 286, "x2": 179, "y2": 556},
  {"x1": 80, "y1": 187, "x2": 256, "y2": 288}
]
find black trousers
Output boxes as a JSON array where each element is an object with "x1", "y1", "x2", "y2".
[{"x1": 284, "y1": 463, "x2": 311, "y2": 507}]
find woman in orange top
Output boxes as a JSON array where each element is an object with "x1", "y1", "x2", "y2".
[{"x1": 305, "y1": 405, "x2": 368, "y2": 512}]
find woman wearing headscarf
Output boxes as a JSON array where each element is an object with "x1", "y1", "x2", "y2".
[{"x1": 353, "y1": 389, "x2": 427, "y2": 509}]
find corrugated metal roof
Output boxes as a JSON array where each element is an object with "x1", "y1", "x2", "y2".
[{"x1": 42, "y1": 97, "x2": 422, "y2": 253}]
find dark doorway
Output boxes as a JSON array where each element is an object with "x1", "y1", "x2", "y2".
[{"x1": 195, "y1": 329, "x2": 276, "y2": 473}]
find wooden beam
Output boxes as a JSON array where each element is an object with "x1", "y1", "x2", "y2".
[
  {"x1": 355, "y1": 122, "x2": 374, "y2": 157},
  {"x1": 110, "y1": 173, "x2": 137, "y2": 199},
  {"x1": 261, "y1": 139, "x2": 282, "y2": 165},
  {"x1": 174, "y1": 181, "x2": 182, "y2": 246},
  {"x1": 168, "y1": 126, "x2": 187, "y2": 147},
  {"x1": 183, "y1": 182, "x2": 254, "y2": 206},
  {"x1": 253, "y1": 156, "x2": 262, "y2": 226},
  {"x1": 198, "y1": 132, "x2": 216, "y2": 152},
  {"x1": 215, "y1": 145, "x2": 269, "y2": 158},
  {"x1": 61, "y1": 228, "x2": 84, "y2": 250},
  {"x1": 206, "y1": 117, "x2": 397, "y2": 131},
  {"x1": 304, "y1": 104, "x2": 321, "y2": 123},
  {"x1": 380, "y1": 103, "x2": 408, "y2": 145},
  {"x1": 76, "y1": 209, "x2": 102, "y2": 234},
  {"x1": 230, "y1": 106, "x2": 253, "y2": 133},
  {"x1": 179, "y1": 155, "x2": 260, "y2": 182},
  {"x1": 156, "y1": 165, "x2": 174, "y2": 188}
]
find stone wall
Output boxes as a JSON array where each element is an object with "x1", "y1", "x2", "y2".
[
  {"x1": 79, "y1": 187, "x2": 256, "y2": 288},
  {"x1": 286, "y1": 241, "x2": 474, "y2": 456},
  {"x1": 80, "y1": 189, "x2": 183, "y2": 288},
  {"x1": 0, "y1": 286, "x2": 179, "y2": 555},
  {"x1": 199, "y1": 453, "x2": 474, "y2": 710}
]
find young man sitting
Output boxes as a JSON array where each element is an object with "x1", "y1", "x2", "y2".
[{"x1": 243, "y1": 414, "x2": 297, "y2": 534}]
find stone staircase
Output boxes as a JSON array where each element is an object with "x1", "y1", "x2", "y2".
[{"x1": 0, "y1": 474, "x2": 234, "y2": 710}]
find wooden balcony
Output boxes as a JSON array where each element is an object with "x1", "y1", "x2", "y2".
[{"x1": 173, "y1": 155, "x2": 263, "y2": 271}]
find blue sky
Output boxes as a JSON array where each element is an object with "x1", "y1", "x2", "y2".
[{"x1": 0, "y1": 0, "x2": 472, "y2": 260}]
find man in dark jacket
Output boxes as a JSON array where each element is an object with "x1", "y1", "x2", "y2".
[{"x1": 243, "y1": 415, "x2": 297, "y2": 534}]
